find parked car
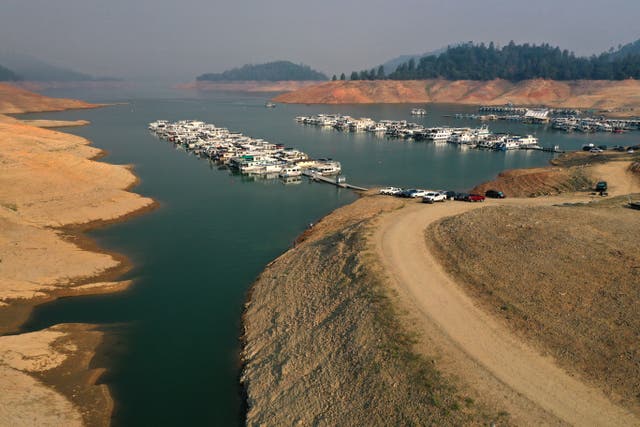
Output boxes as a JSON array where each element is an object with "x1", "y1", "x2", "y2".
[
  {"x1": 595, "y1": 181, "x2": 608, "y2": 192},
  {"x1": 468, "y1": 194, "x2": 486, "y2": 202},
  {"x1": 422, "y1": 192, "x2": 446, "y2": 203},
  {"x1": 379, "y1": 186, "x2": 402, "y2": 195},
  {"x1": 454, "y1": 192, "x2": 470, "y2": 201},
  {"x1": 442, "y1": 190, "x2": 457, "y2": 200},
  {"x1": 589, "y1": 147, "x2": 603, "y2": 153},
  {"x1": 485, "y1": 189, "x2": 505, "y2": 198},
  {"x1": 411, "y1": 189, "x2": 429, "y2": 198},
  {"x1": 398, "y1": 189, "x2": 418, "y2": 198}
]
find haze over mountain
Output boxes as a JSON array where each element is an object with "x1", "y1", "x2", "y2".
[
  {"x1": 1, "y1": 0, "x2": 638, "y2": 81},
  {"x1": 0, "y1": 52, "x2": 119, "y2": 82},
  {"x1": 0, "y1": 64, "x2": 20, "y2": 81},
  {"x1": 609, "y1": 39, "x2": 640, "y2": 60},
  {"x1": 380, "y1": 46, "x2": 452, "y2": 74}
]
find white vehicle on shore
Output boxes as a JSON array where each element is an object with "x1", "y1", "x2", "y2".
[
  {"x1": 411, "y1": 189, "x2": 429, "y2": 198},
  {"x1": 379, "y1": 187, "x2": 402, "y2": 195},
  {"x1": 422, "y1": 192, "x2": 447, "y2": 203}
]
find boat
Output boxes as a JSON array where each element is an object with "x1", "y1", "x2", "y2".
[
  {"x1": 517, "y1": 135, "x2": 539, "y2": 146},
  {"x1": 497, "y1": 137, "x2": 521, "y2": 151},
  {"x1": 411, "y1": 108, "x2": 427, "y2": 116},
  {"x1": 314, "y1": 160, "x2": 342, "y2": 176},
  {"x1": 265, "y1": 102, "x2": 276, "y2": 108},
  {"x1": 279, "y1": 165, "x2": 302, "y2": 178},
  {"x1": 426, "y1": 127, "x2": 452, "y2": 141}
]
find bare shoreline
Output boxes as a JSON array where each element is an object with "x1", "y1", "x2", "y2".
[
  {"x1": 272, "y1": 79, "x2": 640, "y2": 116},
  {"x1": 0, "y1": 83, "x2": 155, "y2": 426},
  {"x1": 241, "y1": 154, "x2": 640, "y2": 425}
]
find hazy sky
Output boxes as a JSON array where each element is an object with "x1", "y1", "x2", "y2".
[{"x1": 2, "y1": 0, "x2": 639, "y2": 81}]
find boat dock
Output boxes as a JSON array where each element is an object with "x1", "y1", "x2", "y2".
[
  {"x1": 521, "y1": 145, "x2": 565, "y2": 153},
  {"x1": 303, "y1": 171, "x2": 368, "y2": 191}
]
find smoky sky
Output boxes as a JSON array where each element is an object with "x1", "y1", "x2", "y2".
[{"x1": 2, "y1": 0, "x2": 639, "y2": 81}]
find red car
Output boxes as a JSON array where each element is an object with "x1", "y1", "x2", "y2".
[{"x1": 467, "y1": 194, "x2": 485, "y2": 202}]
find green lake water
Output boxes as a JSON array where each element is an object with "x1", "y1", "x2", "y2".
[{"x1": 17, "y1": 87, "x2": 639, "y2": 426}]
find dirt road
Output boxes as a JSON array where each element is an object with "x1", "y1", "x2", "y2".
[{"x1": 374, "y1": 198, "x2": 640, "y2": 426}]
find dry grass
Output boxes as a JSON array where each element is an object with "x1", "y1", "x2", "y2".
[
  {"x1": 242, "y1": 196, "x2": 502, "y2": 426},
  {"x1": 427, "y1": 198, "x2": 640, "y2": 410},
  {"x1": 470, "y1": 166, "x2": 593, "y2": 197}
]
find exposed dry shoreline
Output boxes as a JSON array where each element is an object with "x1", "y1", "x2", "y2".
[
  {"x1": 273, "y1": 78, "x2": 640, "y2": 115},
  {"x1": 0, "y1": 82, "x2": 155, "y2": 426},
  {"x1": 241, "y1": 154, "x2": 640, "y2": 425}
]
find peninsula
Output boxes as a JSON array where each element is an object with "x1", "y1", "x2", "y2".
[
  {"x1": 242, "y1": 153, "x2": 640, "y2": 425},
  {"x1": 0, "y1": 83, "x2": 154, "y2": 426}
]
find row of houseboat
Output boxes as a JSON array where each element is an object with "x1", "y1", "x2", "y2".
[
  {"x1": 462, "y1": 107, "x2": 640, "y2": 133},
  {"x1": 550, "y1": 116, "x2": 640, "y2": 133},
  {"x1": 295, "y1": 114, "x2": 540, "y2": 151},
  {"x1": 148, "y1": 120, "x2": 341, "y2": 179}
]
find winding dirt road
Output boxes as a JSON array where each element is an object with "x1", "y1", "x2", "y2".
[{"x1": 374, "y1": 196, "x2": 640, "y2": 426}]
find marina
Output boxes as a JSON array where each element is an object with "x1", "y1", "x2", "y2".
[
  {"x1": 457, "y1": 105, "x2": 640, "y2": 134},
  {"x1": 295, "y1": 113, "x2": 549, "y2": 151},
  {"x1": 149, "y1": 119, "x2": 353, "y2": 183}
]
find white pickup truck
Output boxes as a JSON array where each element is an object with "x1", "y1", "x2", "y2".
[{"x1": 422, "y1": 191, "x2": 446, "y2": 203}]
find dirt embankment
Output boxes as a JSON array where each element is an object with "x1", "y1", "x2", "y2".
[
  {"x1": 0, "y1": 86, "x2": 154, "y2": 425},
  {"x1": 0, "y1": 82, "x2": 103, "y2": 113},
  {"x1": 472, "y1": 151, "x2": 640, "y2": 197},
  {"x1": 242, "y1": 196, "x2": 505, "y2": 426},
  {"x1": 176, "y1": 80, "x2": 322, "y2": 93},
  {"x1": 273, "y1": 79, "x2": 640, "y2": 112},
  {"x1": 471, "y1": 166, "x2": 593, "y2": 197},
  {"x1": 427, "y1": 200, "x2": 640, "y2": 414}
]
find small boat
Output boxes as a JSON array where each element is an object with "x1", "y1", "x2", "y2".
[
  {"x1": 411, "y1": 108, "x2": 427, "y2": 116},
  {"x1": 265, "y1": 102, "x2": 276, "y2": 108},
  {"x1": 279, "y1": 165, "x2": 302, "y2": 178}
]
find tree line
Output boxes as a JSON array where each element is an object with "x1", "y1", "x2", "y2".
[
  {"x1": 344, "y1": 41, "x2": 640, "y2": 81},
  {"x1": 197, "y1": 60, "x2": 327, "y2": 81}
]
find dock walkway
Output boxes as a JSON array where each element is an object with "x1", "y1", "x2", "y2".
[{"x1": 302, "y1": 171, "x2": 368, "y2": 191}]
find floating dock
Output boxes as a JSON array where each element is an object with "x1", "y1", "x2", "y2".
[
  {"x1": 521, "y1": 145, "x2": 565, "y2": 153},
  {"x1": 303, "y1": 171, "x2": 368, "y2": 191}
]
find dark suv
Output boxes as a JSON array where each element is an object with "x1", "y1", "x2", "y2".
[{"x1": 485, "y1": 189, "x2": 505, "y2": 198}]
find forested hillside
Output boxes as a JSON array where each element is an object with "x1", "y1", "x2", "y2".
[
  {"x1": 349, "y1": 41, "x2": 640, "y2": 81},
  {"x1": 197, "y1": 61, "x2": 327, "y2": 81}
]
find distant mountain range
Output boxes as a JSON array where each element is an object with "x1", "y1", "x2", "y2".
[
  {"x1": 0, "y1": 52, "x2": 120, "y2": 82},
  {"x1": 197, "y1": 61, "x2": 328, "y2": 82}
]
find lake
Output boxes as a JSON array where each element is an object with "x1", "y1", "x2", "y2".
[{"x1": 18, "y1": 86, "x2": 637, "y2": 426}]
